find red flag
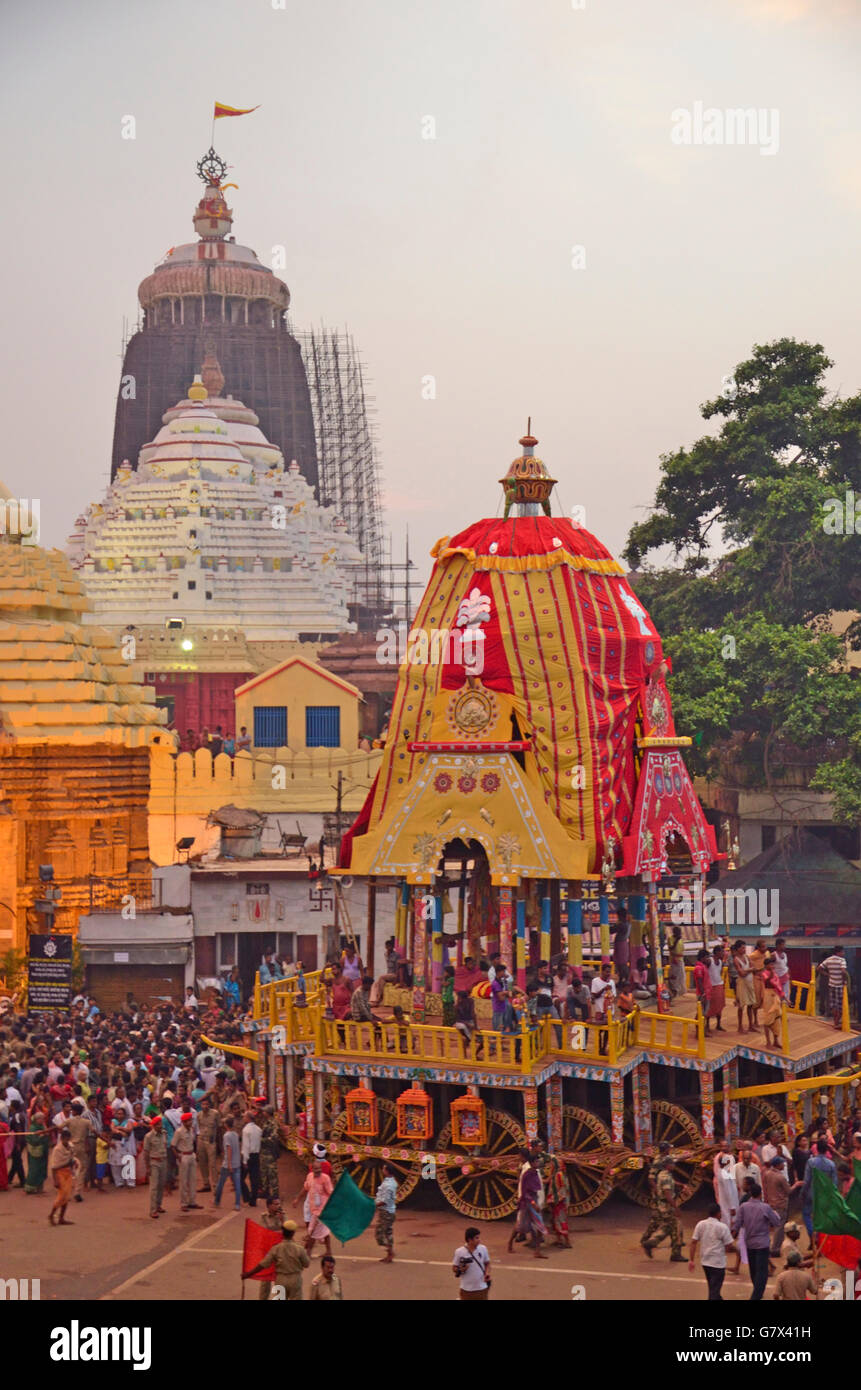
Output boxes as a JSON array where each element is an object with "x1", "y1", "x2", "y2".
[
  {"x1": 242, "y1": 1219, "x2": 281, "y2": 1280},
  {"x1": 816, "y1": 1232, "x2": 861, "y2": 1270}
]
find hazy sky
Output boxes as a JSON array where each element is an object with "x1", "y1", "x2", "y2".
[{"x1": 2, "y1": 0, "x2": 860, "y2": 589}]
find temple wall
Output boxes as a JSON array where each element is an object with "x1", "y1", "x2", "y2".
[{"x1": 147, "y1": 743, "x2": 381, "y2": 866}]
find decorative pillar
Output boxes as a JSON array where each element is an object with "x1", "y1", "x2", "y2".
[
  {"x1": 550, "y1": 879, "x2": 561, "y2": 960},
  {"x1": 367, "y1": 877, "x2": 377, "y2": 979},
  {"x1": 286, "y1": 1055, "x2": 296, "y2": 1125},
  {"x1": 568, "y1": 892, "x2": 583, "y2": 969},
  {"x1": 456, "y1": 877, "x2": 465, "y2": 966},
  {"x1": 303, "y1": 1058, "x2": 316, "y2": 1138},
  {"x1": 313, "y1": 1071, "x2": 325, "y2": 1141},
  {"x1": 499, "y1": 884, "x2": 514, "y2": 973},
  {"x1": 700, "y1": 1069, "x2": 715, "y2": 1144},
  {"x1": 397, "y1": 881, "x2": 409, "y2": 952},
  {"x1": 599, "y1": 894, "x2": 611, "y2": 959},
  {"x1": 632, "y1": 1060, "x2": 652, "y2": 1149},
  {"x1": 430, "y1": 894, "x2": 444, "y2": 995},
  {"x1": 523, "y1": 1085, "x2": 539, "y2": 1143},
  {"x1": 412, "y1": 887, "x2": 428, "y2": 1022},
  {"x1": 647, "y1": 883, "x2": 665, "y2": 1008},
  {"x1": 784, "y1": 1069, "x2": 798, "y2": 1143},
  {"x1": 547, "y1": 1074, "x2": 563, "y2": 1154},
  {"x1": 722, "y1": 1058, "x2": 739, "y2": 1141},
  {"x1": 610, "y1": 1074, "x2": 625, "y2": 1145},
  {"x1": 540, "y1": 888, "x2": 551, "y2": 962},
  {"x1": 515, "y1": 897, "x2": 527, "y2": 991}
]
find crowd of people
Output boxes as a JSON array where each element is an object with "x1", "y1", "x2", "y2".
[
  {"x1": 645, "y1": 1110, "x2": 861, "y2": 1300},
  {"x1": 0, "y1": 987, "x2": 287, "y2": 1227}
]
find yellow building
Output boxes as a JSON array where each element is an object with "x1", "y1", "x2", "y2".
[
  {"x1": 147, "y1": 655, "x2": 381, "y2": 865},
  {"x1": 234, "y1": 655, "x2": 361, "y2": 752}
]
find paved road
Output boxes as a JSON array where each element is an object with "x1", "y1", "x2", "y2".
[{"x1": 0, "y1": 1153, "x2": 836, "y2": 1302}]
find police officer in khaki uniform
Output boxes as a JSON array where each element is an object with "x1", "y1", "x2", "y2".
[
  {"x1": 171, "y1": 1112, "x2": 201, "y2": 1211},
  {"x1": 67, "y1": 1100, "x2": 92, "y2": 1201},
  {"x1": 243, "y1": 1220, "x2": 310, "y2": 1300},
  {"x1": 196, "y1": 1095, "x2": 221, "y2": 1193},
  {"x1": 143, "y1": 1115, "x2": 168, "y2": 1218}
]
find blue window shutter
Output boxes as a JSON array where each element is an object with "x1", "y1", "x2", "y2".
[
  {"x1": 306, "y1": 705, "x2": 340, "y2": 748},
  {"x1": 254, "y1": 706, "x2": 287, "y2": 747}
]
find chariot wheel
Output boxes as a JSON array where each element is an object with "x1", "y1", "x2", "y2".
[
  {"x1": 329, "y1": 1097, "x2": 421, "y2": 1204},
  {"x1": 715, "y1": 1096, "x2": 784, "y2": 1145},
  {"x1": 436, "y1": 1107, "x2": 526, "y2": 1220},
  {"x1": 619, "y1": 1100, "x2": 705, "y2": 1208},
  {"x1": 559, "y1": 1105, "x2": 615, "y2": 1216}
]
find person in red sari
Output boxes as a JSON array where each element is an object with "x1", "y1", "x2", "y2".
[{"x1": 693, "y1": 950, "x2": 712, "y2": 1016}]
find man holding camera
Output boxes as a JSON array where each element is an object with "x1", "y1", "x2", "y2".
[{"x1": 451, "y1": 1227, "x2": 491, "y2": 1300}]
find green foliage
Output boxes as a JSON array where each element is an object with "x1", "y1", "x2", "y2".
[
  {"x1": 0, "y1": 949, "x2": 27, "y2": 989},
  {"x1": 626, "y1": 339, "x2": 861, "y2": 819}
]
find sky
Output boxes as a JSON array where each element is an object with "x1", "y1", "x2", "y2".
[{"x1": 1, "y1": 0, "x2": 860, "y2": 589}]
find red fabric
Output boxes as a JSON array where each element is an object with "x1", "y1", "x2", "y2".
[
  {"x1": 441, "y1": 515, "x2": 619, "y2": 567},
  {"x1": 339, "y1": 772, "x2": 377, "y2": 868},
  {"x1": 242, "y1": 1220, "x2": 283, "y2": 1280},
  {"x1": 331, "y1": 981, "x2": 352, "y2": 1020},
  {"x1": 817, "y1": 1233, "x2": 861, "y2": 1269}
]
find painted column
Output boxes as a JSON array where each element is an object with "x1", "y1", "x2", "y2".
[
  {"x1": 632, "y1": 1060, "x2": 652, "y2": 1149},
  {"x1": 569, "y1": 893, "x2": 583, "y2": 969},
  {"x1": 628, "y1": 893, "x2": 646, "y2": 983},
  {"x1": 304, "y1": 1058, "x2": 316, "y2": 1140},
  {"x1": 430, "y1": 894, "x2": 444, "y2": 995},
  {"x1": 397, "y1": 881, "x2": 409, "y2": 953},
  {"x1": 547, "y1": 1073, "x2": 563, "y2": 1154},
  {"x1": 499, "y1": 884, "x2": 514, "y2": 973},
  {"x1": 784, "y1": 1068, "x2": 798, "y2": 1143},
  {"x1": 515, "y1": 898, "x2": 527, "y2": 991},
  {"x1": 328, "y1": 1080, "x2": 342, "y2": 1121},
  {"x1": 722, "y1": 1058, "x2": 739, "y2": 1141},
  {"x1": 286, "y1": 1055, "x2": 296, "y2": 1125},
  {"x1": 456, "y1": 879, "x2": 465, "y2": 966},
  {"x1": 610, "y1": 1074, "x2": 625, "y2": 1145},
  {"x1": 313, "y1": 1071, "x2": 326, "y2": 1141},
  {"x1": 412, "y1": 886, "x2": 428, "y2": 1022},
  {"x1": 599, "y1": 894, "x2": 611, "y2": 959},
  {"x1": 700, "y1": 1069, "x2": 715, "y2": 1144},
  {"x1": 540, "y1": 888, "x2": 551, "y2": 962},
  {"x1": 523, "y1": 1085, "x2": 539, "y2": 1144}
]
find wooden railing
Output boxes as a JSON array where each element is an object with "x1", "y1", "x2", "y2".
[
  {"x1": 253, "y1": 969, "x2": 323, "y2": 1021},
  {"x1": 317, "y1": 1014, "x2": 544, "y2": 1075},
  {"x1": 786, "y1": 970, "x2": 816, "y2": 1017},
  {"x1": 632, "y1": 1006, "x2": 705, "y2": 1059}
]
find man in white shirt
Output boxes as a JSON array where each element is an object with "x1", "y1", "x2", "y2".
[
  {"x1": 689, "y1": 1203, "x2": 735, "y2": 1300},
  {"x1": 760, "y1": 1128, "x2": 792, "y2": 1168},
  {"x1": 241, "y1": 1111, "x2": 263, "y2": 1208},
  {"x1": 452, "y1": 1227, "x2": 491, "y2": 1300},
  {"x1": 590, "y1": 962, "x2": 617, "y2": 1020}
]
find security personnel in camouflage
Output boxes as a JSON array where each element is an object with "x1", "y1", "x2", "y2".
[
  {"x1": 640, "y1": 1140, "x2": 685, "y2": 1261},
  {"x1": 259, "y1": 1107, "x2": 282, "y2": 1201}
]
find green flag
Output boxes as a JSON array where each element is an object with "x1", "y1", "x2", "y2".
[
  {"x1": 812, "y1": 1164, "x2": 861, "y2": 1238},
  {"x1": 847, "y1": 1159, "x2": 861, "y2": 1224},
  {"x1": 322, "y1": 1171, "x2": 376, "y2": 1245}
]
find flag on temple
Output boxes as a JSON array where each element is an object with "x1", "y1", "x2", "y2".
[
  {"x1": 320, "y1": 1172, "x2": 376, "y2": 1244},
  {"x1": 214, "y1": 102, "x2": 260, "y2": 120},
  {"x1": 241, "y1": 1220, "x2": 282, "y2": 1280},
  {"x1": 817, "y1": 1159, "x2": 861, "y2": 1269}
]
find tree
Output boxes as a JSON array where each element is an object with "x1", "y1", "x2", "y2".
[{"x1": 626, "y1": 339, "x2": 861, "y2": 819}]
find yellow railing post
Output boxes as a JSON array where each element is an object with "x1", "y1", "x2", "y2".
[
  {"x1": 781, "y1": 1001, "x2": 789, "y2": 1053},
  {"x1": 269, "y1": 984, "x2": 277, "y2": 1028},
  {"x1": 607, "y1": 1011, "x2": 617, "y2": 1066},
  {"x1": 808, "y1": 968, "x2": 816, "y2": 1018},
  {"x1": 521, "y1": 1014, "x2": 531, "y2": 1075},
  {"x1": 253, "y1": 971, "x2": 261, "y2": 1018},
  {"x1": 696, "y1": 1004, "x2": 705, "y2": 1059},
  {"x1": 842, "y1": 985, "x2": 851, "y2": 1033}
]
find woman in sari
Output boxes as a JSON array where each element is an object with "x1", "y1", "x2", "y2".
[
  {"x1": 507, "y1": 1155, "x2": 547, "y2": 1258},
  {"x1": 24, "y1": 1113, "x2": 50, "y2": 1194},
  {"x1": 547, "y1": 1154, "x2": 571, "y2": 1248}
]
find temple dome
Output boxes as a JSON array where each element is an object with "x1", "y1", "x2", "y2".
[{"x1": 0, "y1": 533, "x2": 166, "y2": 747}]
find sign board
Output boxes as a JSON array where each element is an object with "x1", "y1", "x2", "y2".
[{"x1": 27, "y1": 934, "x2": 72, "y2": 1013}]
